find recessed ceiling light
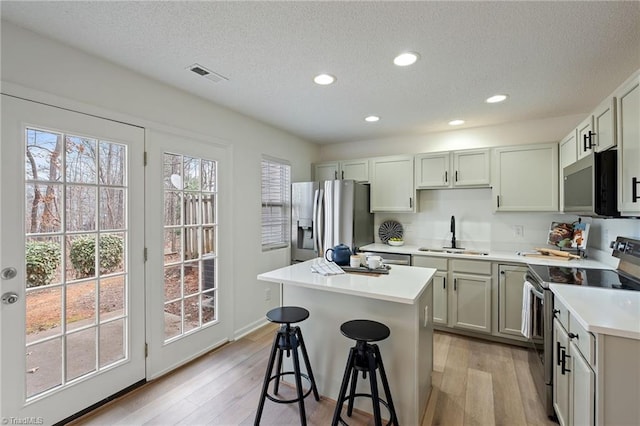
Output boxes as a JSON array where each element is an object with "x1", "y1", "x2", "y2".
[
  {"x1": 313, "y1": 74, "x2": 336, "y2": 85},
  {"x1": 393, "y1": 52, "x2": 419, "y2": 66},
  {"x1": 486, "y1": 94, "x2": 509, "y2": 104},
  {"x1": 448, "y1": 119, "x2": 465, "y2": 126},
  {"x1": 365, "y1": 116, "x2": 380, "y2": 122}
]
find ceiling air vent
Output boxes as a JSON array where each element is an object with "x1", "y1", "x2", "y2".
[{"x1": 187, "y1": 63, "x2": 228, "y2": 83}]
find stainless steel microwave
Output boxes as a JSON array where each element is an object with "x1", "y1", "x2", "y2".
[{"x1": 563, "y1": 150, "x2": 619, "y2": 217}]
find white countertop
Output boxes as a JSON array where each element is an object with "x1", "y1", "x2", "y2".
[
  {"x1": 360, "y1": 243, "x2": 610, "y2": 268},
  {"x1": 362, "y1": 243, "x2": 640, "y2": 339},
  {"x1": 257, "y1": 258, "x2": 436, "y2": 305},
  {"x1": 550, "y1": 284, "x2": 640, "y2": 340}
]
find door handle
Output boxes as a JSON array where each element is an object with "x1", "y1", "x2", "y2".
[
  {"x1": 561, "y1": 352, "x2": 572, "y2": 375},
  {"x1": 1, "y1": 267, "x2": 17, "y2": 280},
  {"x1": 633, "y1": 177, "x2": 639, "y2": 203},
  {"x1": 2, "y1": 292, "x2": 19, "y2": 305}
]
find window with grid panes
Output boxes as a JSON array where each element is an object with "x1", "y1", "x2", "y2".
[{"x1": 261, "y1": 157, "x2": 291, "y2": 250}]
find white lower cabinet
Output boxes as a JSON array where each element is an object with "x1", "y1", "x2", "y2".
[
  {"x1": 550, "y1": 296, "x2": 640, "y2": 426},
  {"x1": 450, "y1": 260, "x2": 491, "y2": 334},
  {"x1": 553, "y1": 316, "x2": 595, "y2": 426},
  {"x1": 412, "y1": 256, "x2": 448, "y2": 325},
  {"x1": 554, "y1": 318, "x2": 571, "y2": 426},
  {"x1": 497, "y1": 264, "x2": 528, "y2": 339},
  {"x1": 413, "y1": 256, "x2": 493, "y2": 335}
]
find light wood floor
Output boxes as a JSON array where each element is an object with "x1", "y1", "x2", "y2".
[{"x1": 69, "y1": 324, "x2": 557, "y2": 425}]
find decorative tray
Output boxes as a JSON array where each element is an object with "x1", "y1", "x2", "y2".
[
  {"x1": 341, "y1": 265, "x2": 390, "y2": 275},
  {"x1": 378, "y1": 220, "x2": 403, "y2": 243}
]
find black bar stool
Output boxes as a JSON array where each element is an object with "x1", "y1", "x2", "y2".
[
  {"x1": 331, "y1": 319, "x2": 398, "y2": 426},
  {"x1": 255, "y1": 306, "x2": 319, "y2": 425}
]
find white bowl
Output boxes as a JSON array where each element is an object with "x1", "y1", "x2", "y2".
[{"x1": 388, "y1": 240, "x2": 404, "y2": 246}]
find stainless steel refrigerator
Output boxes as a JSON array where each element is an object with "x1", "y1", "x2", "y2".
[{"x1": 291, "y1": 180, "x2": 374, "y2": 263}]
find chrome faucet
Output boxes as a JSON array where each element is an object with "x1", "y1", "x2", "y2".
[{"x1": 450, "y1": 215, "x2": 457, "y2": 249}]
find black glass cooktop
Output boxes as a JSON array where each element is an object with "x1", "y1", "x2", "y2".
[{"x1": 529, "y1": 264, "x2": 640, "y2": 291}]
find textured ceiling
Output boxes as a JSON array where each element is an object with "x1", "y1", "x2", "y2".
[{"x1": 2, "y1": 1, "x2": 639, "y2": 144}]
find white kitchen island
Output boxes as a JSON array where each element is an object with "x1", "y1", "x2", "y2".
[{"x1": 257, "y1": 258, "x2": 436, "y2": 425}]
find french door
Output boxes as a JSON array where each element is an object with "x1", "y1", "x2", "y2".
[
  {"x1": 144, "y1": 129, "x2": 232, "y2": 379},
  {"x1": 0, "y1": 95, "x2": 145, "y2": 424}
]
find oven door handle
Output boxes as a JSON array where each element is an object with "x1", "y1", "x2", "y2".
[{"x1": 530, "y1": 286, "x2": 544, "y2": 300}]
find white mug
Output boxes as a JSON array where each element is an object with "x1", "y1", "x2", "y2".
[
  {"x1": 350, "y1": 255, "x2": 360, "y2": 267},
  {"x1": 366, "y1": 255, "x2": 383, "y2": 269}
]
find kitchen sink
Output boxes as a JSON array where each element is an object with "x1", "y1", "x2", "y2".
[{"x1": 418, "y1": 247, "x2": 489, "y2": 256}]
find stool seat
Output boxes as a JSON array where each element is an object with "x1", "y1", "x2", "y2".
[
  {"x1": 266, "y1": 306, "x2": 309, "y2": 324},
  {"x1": 340, "y1": 319, "x2": 390, "y2": 342}
]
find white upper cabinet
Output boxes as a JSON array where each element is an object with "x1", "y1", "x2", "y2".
[
  {"x1": 616, "y1": 72, "x2": 640, "y2": 215},
  {"x1": 593, "y1": 97, "x2": 617, "y2": 153},
  {"x1": 340, "y1": 159, "x2": 370, "y2": 182},
  {"x1": 313, "y1": 159, "x2": 370, "y2": 182},
  {"x1": 370, "y1": 155, "x2": 415, "y2": 212},
  {"x1": 415, "y1": 149, "x2": 490, "y2": 189},
  {"x1": 314, "y1": 161, "x2": 339, "y2": 181},
  {"x1": 492, "y1": 143, "x2": 559, "y2": 211},
  {"x1": 576, "y1": 115, "x2": 595, "y2": 161},
  {"x1": 453, "y1": 149, "x2": 491, "y2": 186},
  {"x1": 559, "y1": 130, "x2": 578, "y2": 170},
  {"x1": 415, "y1": 152, "x2": 450, "y2": 188}
]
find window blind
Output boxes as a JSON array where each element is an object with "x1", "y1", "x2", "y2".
[{"x1": 261, "y1": 157, "x2": 291, "y2": 250}]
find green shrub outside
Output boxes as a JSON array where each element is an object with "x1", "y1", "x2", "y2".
[
  {"x1": 26, "y1": 241, "x2": 61, "y2": 287},
  {"x1": 70, "y1": 234, "x2": 124, "y2": 277}
]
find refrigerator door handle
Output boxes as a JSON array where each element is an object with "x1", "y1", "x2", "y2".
[{"x1": 313, "y1": 188, "x2": 324, "y2": 255}]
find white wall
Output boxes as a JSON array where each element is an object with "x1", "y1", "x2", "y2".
[
  {"x1": 318, "y1": 113, "x2": 586, "y2": 161},
  {"x1": 1, "y1": 21, "x2": 319, "y2": 339}
]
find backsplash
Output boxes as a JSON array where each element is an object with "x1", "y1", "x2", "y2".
[{"x1": 374, "y1": 188, "x2": 640, "y2": 264}]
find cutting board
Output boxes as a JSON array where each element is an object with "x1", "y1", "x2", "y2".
[
  {"x1": 534, "y1": 247, "x2": 581, "y2": 259},
  {"x1": 523, "y1": 253, "x2": 571, "y2": 261}
]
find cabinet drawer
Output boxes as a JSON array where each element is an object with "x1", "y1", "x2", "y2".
[
  {"x1": 553, "y1": 297, "x2": 570, "y2": 330},
  {"x1": 450, "y1": 259, "x2": 491, "y2": 275},
  {"x1": 412, "y1": 255, "x2": 448, "y2": 271},
  {"x1": 569, "y1": 316, "x2": 595, "y2": 366}
]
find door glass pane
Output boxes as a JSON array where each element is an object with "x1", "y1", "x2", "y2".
[
  {"x1": 24, "y1": 127, "x2": 129, "y2": 399},
  {"x1": 99, "y1": 319, "x2": 125, "y2": 368},
  {"x1": 163, "y1": 152, "x2": 218, "y2": 342},
  {"x1": 66, "y1": 328, "x2": 97, "y2": 381},
  {"x1": 26, "y1": 338, "x2": 62, "y2": 396},
  {"x1": 66, "y1": 281, "x2": 97, "y2": 331}
]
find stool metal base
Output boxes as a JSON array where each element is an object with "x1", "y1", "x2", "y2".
[
  {"x1": 255, "y1": 322, "x2": 319, "y2": 426},
  {"x1": 332, "y1": 341, "x2": 398, "y2": 426}
]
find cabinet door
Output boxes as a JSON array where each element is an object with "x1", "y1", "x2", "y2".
[
  {"x1": 370, "y1": 155, "x2": 415, "y2": 212},
  {"x1": 570, "y1": 341, "x2": 595, "y2": 426},
  {"x1": 616, "y1": 74, "x2": 640, "y2": 215},
  {"x1": 450, "y1": 273, "x2": 491, "y2": 334},
  {"x1": 340, "y1": 159, "x2": 369, "y2": 182},
  {"x1": 553, "y1": 319, "x2": 571, "y2": 426},
  {"x1": 593, "y1": 97, "x2": 617, "y2": 153},
  {"x1": 452, "y1": 149, "x2": 490, "y2": 187},
  {"x1": 314, "y1": 162, "x2": 339, "y2": 181},
  {"x1": 576, "y1": 116, "x2": 595, "y2": 161},
  {"x1": 559, "y1": 130, "x2": 578, "y2": 170},
  {"x1": 415, "y1": 152, "x2": 450, "y2": 188},
  {"x1": 432, "y1": 271, "x2": 448, "y2": 325},
  {"x1": 492, "y1": 143, "x2": 559, "y2": 211},
  {"x1": 498, "y1": 265, "x2": 528, "y2": 338}
]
